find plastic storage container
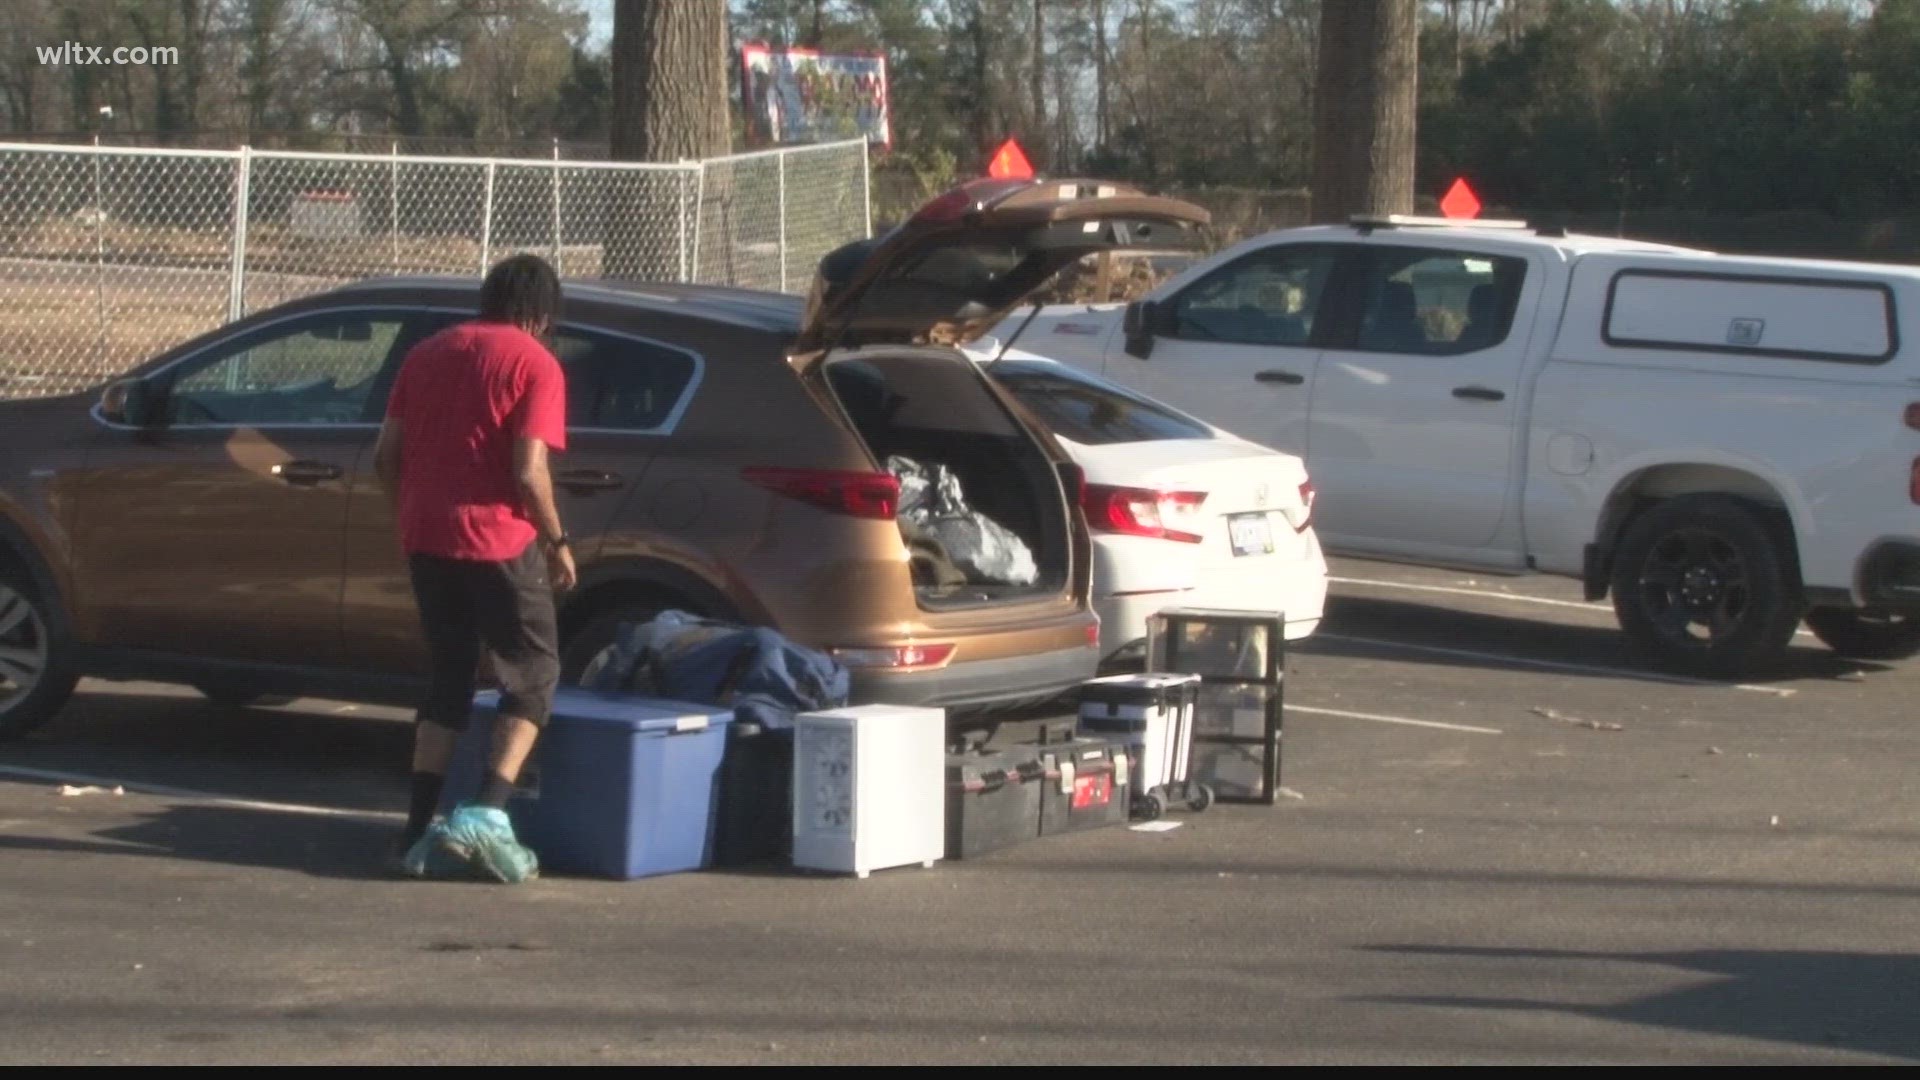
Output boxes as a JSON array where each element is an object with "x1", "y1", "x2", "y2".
[
  {"x1": 1147, "y1": 607, "x2": 1286, "y2": 805},
  {"x1": 1076, "y1": 672, "x2": 1204, "y2": 819},
  {"x1": 444, "y1": 689, "x2": 733, "y2": 880},
  {"x1": 791, "y1": 704, "x2": 946, "y2": 878},
  {"x1": 945, "y1": 744, "x2": 1045, "y2": 859}
]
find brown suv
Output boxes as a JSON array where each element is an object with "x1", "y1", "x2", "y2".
[{"x1": 0, "y1": 178, "x2": 1209, "y2": 738}]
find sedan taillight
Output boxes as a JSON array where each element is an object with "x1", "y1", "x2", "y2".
[{"x1": 1081, "y1": 483, "x2": 1208, "y2": 543}]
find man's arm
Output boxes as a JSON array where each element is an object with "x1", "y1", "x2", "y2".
[
  {"x1": 373, "y1": 417, "x2": 404, "y2": 514},
  {"x1": 516, "y1": 435, "x2": 577, "y2": 591},
  {"x1": 513, "y1": 436, "x2": 566, "y2": 546}
]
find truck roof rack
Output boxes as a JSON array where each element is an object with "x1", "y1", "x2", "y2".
[{"x1": 1349, "y1": 213, "x2": 1532, "y2": 233}]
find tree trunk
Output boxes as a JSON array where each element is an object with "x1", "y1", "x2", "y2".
[
  {"x1": 1030, "y1": 0, "x2": 1046, "y2": 169},
  {"x1": 1093, "y1": 0, "x2": 1108, "y2": 152},
  {"x1": 244, "y1": 0, "x2": 285, "y2": 134},
  {"x1": 1309, "y1": 0, "x2": 1418, "y2": 224},
  {"x1": 608, "y1": 0, "x2": 732, "y2": 279}
]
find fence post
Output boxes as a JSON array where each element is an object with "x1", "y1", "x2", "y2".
[
  {"x1": 861, "y1": 137, "x2": 873, "y2": 239},
  {"x1": 91, "y1": 136, "x2": 108, "y2": 367},
  {"x1": 389, "y1": 142, "x2": 400, "y2": 273},
  {"x1": 479, "y1": 161, "x2": 495, "y2": 275},
  {"x1": 550, "y1": 138, "x2": 562, "y2": 273},
  {"x1": 227, "y1": 146, "x2": 251, "y2": 322},
  {"x1": 677, "y1": 170, "x2": 689, "y2": 283},
  {"x1": 691, "y1": 163, "x2": 706, "y2": 284},
  {"x1": 777, "y1": 149, "x2": 788, "y2": 293}
]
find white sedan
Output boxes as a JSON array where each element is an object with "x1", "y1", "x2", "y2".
[{"x1": 972, "y1": 347, "x2": 1328, "y2": 664}]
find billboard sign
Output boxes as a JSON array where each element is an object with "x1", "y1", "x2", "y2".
[{"x1": 741, "y1": 43, "x2": 891, "y2": 147}]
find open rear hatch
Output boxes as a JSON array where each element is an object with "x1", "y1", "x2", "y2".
[{"x1": 794, "y1": 178, "x2": 1211, "y2": 607}]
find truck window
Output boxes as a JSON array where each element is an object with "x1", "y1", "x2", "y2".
[
  {"x1": 1165, "y1": 245, "x2": 1339, "y2": 348},
  {"x1": 1352, "y1": 248, "x2": 1527, "y2": 356}
]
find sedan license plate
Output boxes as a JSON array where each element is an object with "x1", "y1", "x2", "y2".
[{"x1": 1228, "y1": 512, "x2": 1274, "y2": 557}]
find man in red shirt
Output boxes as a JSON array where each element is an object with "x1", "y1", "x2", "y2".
[{"x1": 373, "y1": 254, "x2": 578, "y2": 883}]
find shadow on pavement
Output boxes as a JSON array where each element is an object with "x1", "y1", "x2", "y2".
[
  {"x1": 1359, "y1": 943, "x2": 1920, "y2": 1061},
  {"x1": 0, "y1": 803, "x2": 399, "y2": 881},
  {"x1": 1308, "y1": 595, "x2": 1883, "y2": 686}
]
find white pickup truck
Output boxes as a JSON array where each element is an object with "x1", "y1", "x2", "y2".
[{"x1": 994, "y1": 215, "x2": 1920, "y2": 677}]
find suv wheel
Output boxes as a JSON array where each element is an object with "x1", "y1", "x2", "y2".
[
  {"x1": 560, "y1": 590, "x2": 712, "y2": 688},
  {"x1": 1804, "y1": 609, "x2": 1920, "y2": 661},
  {"x1": 0, "y1": 572, "x2": 79, "y2": 740},
  {"x1": 1610, "y1": 495, "x2": 1804, "y2": 679}
]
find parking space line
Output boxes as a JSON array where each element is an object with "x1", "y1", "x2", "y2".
[
  {"x1": 0, "y1": 763, "x2": 402, "y2": 823},
  {"x1": 1288, "y1": 704, "x2": 1502, "y2": 735},
  {"x1": 1311, "y1": 631, "x2": 1798, "y2": 697},
  {"x1": 1331, "y1": 575, "x2": 1611, "y2": 612},
  {"x1": 1331, "y1": 575, "x2": 1819, "y2": 638}
]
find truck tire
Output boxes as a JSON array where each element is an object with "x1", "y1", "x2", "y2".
[
  {"x1": 1609, "y1": 495, "x2": 1804, "y2": 679},
  {"x1": 0, "y1": 566, "x2": 79, "y2": 741},
  {"x1": 1804, "y1": 609, "x2": 1920, "y2": 661}
]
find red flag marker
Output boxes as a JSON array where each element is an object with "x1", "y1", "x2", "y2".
[
  {"x1": 1440, "y1": 177, "x2": 1482, "y2": 220},
  {"x1": 987, "y1": 138, "x2": 1034, "y2": 180}
]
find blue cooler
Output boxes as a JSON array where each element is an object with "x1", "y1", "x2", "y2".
[{"x1": 444, "y1": 689, "x2": 734, "y2": 880}]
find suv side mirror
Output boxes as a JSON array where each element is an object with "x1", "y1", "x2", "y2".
[
  {"x1": 98, "y1": 379, "x2": 158, "y2": 427},
  {"x1": 1123, "y1": 299, "x2": 1164, "y2": 359}
]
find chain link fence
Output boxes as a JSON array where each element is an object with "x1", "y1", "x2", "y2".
[{"x1": 0, "y1": 138, "x2": 870, "y2": 399}]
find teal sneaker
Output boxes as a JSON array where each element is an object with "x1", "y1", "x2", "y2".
[
  {"x1": 437, "y1": 804, "x2": 540, "y2": 884},
  {"x1": 392, "y1": 821, "x2": 448, "y2": 879}
]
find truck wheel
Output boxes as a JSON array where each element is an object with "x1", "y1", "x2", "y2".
[
  {"x1": 1610, "y1": 496, "x2": 1803, "y2": 679},
  {"x1": 0, "y1": 571, "x2": 79, "y2": 741},
  {"x1": 1804, "y1": 610, "x2": 1920, "y2": 661}
]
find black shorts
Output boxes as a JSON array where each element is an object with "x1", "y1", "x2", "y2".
[{"x1": 408, "y1": 543, "x2": 561, "y2": 731}]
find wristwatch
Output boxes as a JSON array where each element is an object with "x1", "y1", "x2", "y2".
[{"x1": 544, "y1": 533, "x2": 571, "y2": 553}]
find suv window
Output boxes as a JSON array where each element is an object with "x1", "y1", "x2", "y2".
[
  {"x1": 550, "y1": 327, "x2": 699, "y2": 432},
  {"x1": 1352, "y1": 247, "x2": 1527, "y2": 355},
  {"x1": 1167, "y1": 246, "x2": 1338, "y2": 347},
  {"x1": 989, "y1": 360, "x2": 1213, "y2": 445},
  {"x1": 167, "y1": 312, "x2": 411, "y2": 425}
]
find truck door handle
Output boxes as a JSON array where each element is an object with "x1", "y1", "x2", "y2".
[
  {"x1": 271, "y1": 460, "x2": 342, "y2": 485},
  {"x1": 1256, "y1": 370, "x2": 1305, "y2": 385},
  {"x1": 556, "y1": 468, "x2": 624, "y2": 493},
  {"x1": 1453, "y1": 386, "x2": 1505, "y2": 402}
]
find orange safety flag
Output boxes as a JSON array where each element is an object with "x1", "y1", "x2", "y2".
[{"x1": 987, "y1": 138, "x2": 1034, "y2": 180}]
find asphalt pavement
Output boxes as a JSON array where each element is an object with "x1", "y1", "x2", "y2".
[{"x1": 3, "y1": 557, "x2": 1917, "y2": 1064}]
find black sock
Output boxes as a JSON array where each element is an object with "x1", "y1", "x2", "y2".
[
  {"x1": 405, "y1": 771, "x2": 444, "y2": 842},
  {"x1": 478, "y1": 772, "x2": 517, "y2": 810}
]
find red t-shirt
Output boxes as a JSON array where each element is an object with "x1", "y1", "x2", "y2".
[{"x1": 385, "y1": 319, "x2": 567, "y2": 561}]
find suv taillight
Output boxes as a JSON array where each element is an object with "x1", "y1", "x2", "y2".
[
  {"x1": 1905, "y1": 403, "x2": 1920, "y2": 430},
  {"x1": 1081, "y1": 483, "x2": 1207, "y2": 543},
  {"x1": 743, "y1": 466, "x2": 900, "y2": 520}
]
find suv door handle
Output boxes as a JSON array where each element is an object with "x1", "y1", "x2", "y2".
[
  {"x1": 1453, "y1": 385, "x2": 1506, "y2": 402},
  {"x1": 1256, "y1": 370, "x2": 1305, "y2": 385},
  {"x1": 271, "y1": 460, "x2": 342, "y2": 485},
  {"x1": 556, "y1": 469, "x2": 624, "y2": 493}
]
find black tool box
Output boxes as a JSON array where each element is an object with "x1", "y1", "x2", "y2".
[
  {"x1": 944, "y1": 744, "x2": 1045, "y2": 860},
  {"x1": 1035, "y1": 730, "x2": 1133, "y2": 837}
]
